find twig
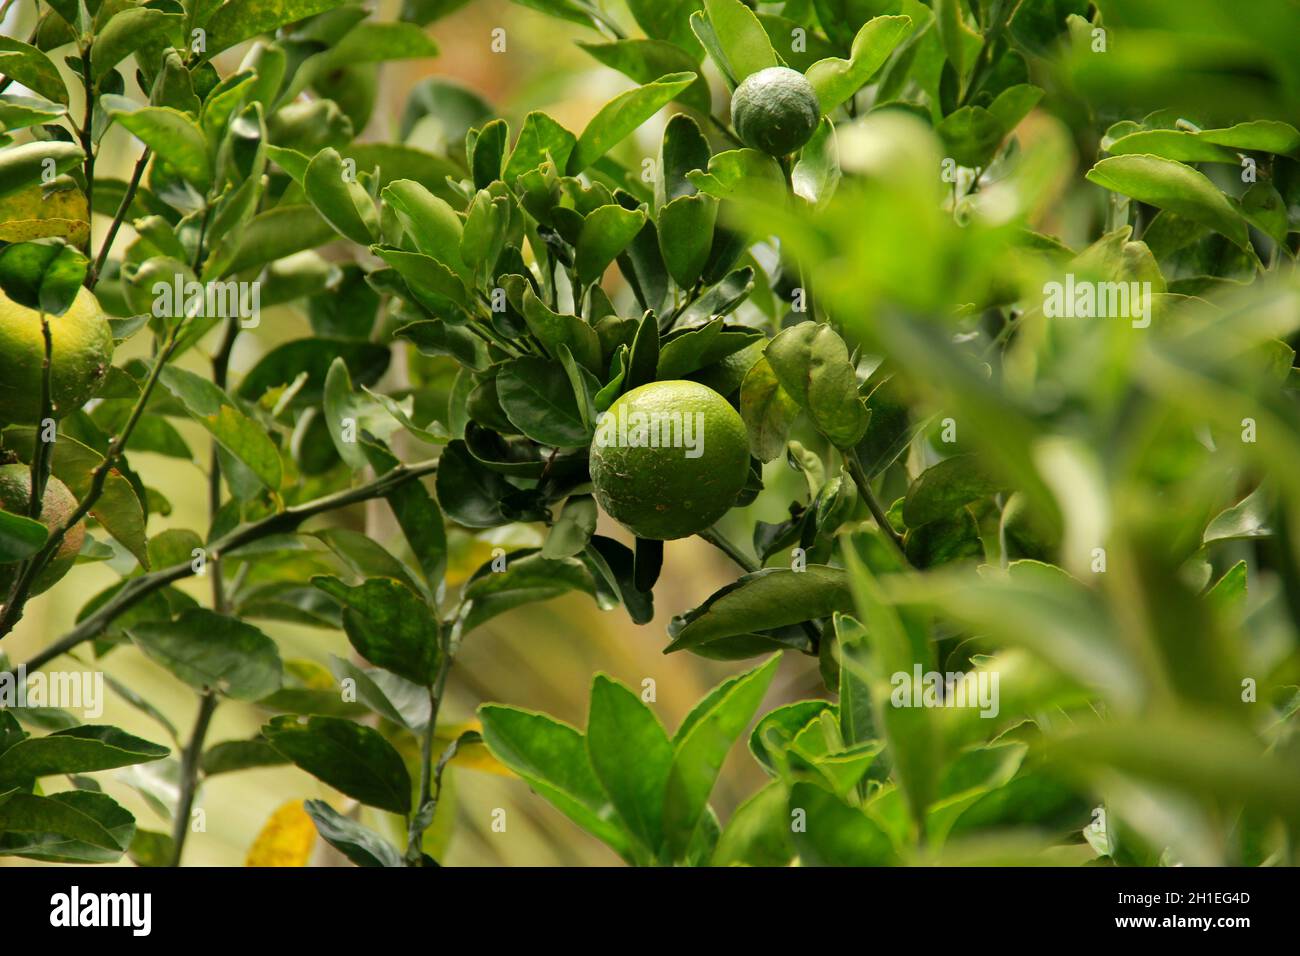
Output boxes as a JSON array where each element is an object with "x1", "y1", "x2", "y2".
[
  {"x1": 168, "y1": 691, "x2": 217, "y2": 866},
  {"x1": 843, "y1": 445, "x2": 908, "y2": 558},
  {"x1": 4, "y1": 459, "x2": 441, "y2": 672},
  {"x1": 699, "y1": 525, "x2": 759, "y2": 573},
  {"x1": 88, "y1": 146, "x2": 150, "y2": 289}
]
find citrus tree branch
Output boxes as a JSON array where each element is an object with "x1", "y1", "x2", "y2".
[
  {"x1": 4, "y1": 459, "x2": 441, "y2": 674},
  {"x1": 87, "y1": 146, "x2": 150, "y2": 289}
]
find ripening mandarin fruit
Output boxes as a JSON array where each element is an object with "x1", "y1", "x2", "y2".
[
  {"x1": 0, "y1": 463, "x2": 85, "y2": 598},
  {"x1": 589, "y1": 380, "x2": 750, "y2": 540},
  {"x1": 0, "y1": 285, "x2": 113, "y2": 425},
  {"x1": 730, "y1": 66, "x2": 821, "y2": 157}
]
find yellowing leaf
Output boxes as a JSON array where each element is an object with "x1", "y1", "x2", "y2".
[{"x1": 245, "y1": 800, "x2": 317, "y2": 867}]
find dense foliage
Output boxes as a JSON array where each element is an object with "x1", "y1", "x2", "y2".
[{"x1": 0, "y1": 0, "x2": 1298, "y2": 867}]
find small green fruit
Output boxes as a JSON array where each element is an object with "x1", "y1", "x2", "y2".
[
  {"x1": 589, "y1": 380, "x2": 750, "y2": 540},
  {"x1": 730, "y1": 66, "x2": 821, "y2": 157}
]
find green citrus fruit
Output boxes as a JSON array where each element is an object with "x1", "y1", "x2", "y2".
[
  {"x1": 731, "y1": 66, "x2": 821, "y2": 157},
  {"x1": 0, "y1": 285, "x2": 113, "y2": 425},
  {"x1": 589, "y1": 380, "x2": 750, "y2": 540},
  {"x1": 0, "y1": 463, "x2": 85, "y2": 598}
]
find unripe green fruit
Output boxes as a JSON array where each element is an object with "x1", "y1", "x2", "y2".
[
  {"x1": 0, "y1": 286, "x2": 113, "y2": 425},
  {"x1": 730, "y1": 66, "x2": 821, "y2": 157},
  {"x1": 589, "y1": 381, "x2": 750, "y2": 540},
  {"x1": 0, "y1": 464, "x2": 84, "y2": 598}
]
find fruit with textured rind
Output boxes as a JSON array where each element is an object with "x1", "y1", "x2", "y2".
[
  {"x1": 589, "y1": 380, "x2": 750, "y2": 540},
  {"x1": 0, "y1": 464, "x2": 84, "y2": 598},
  {"x1": 0, "y1": 285, "x2": 113, "y2": 424},
  {"x1": 730, "y1": 66, "x2": 821, "y2": 157}
]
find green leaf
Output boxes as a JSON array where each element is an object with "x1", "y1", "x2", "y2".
[
  {"x1": 304, "y1": 799, "x2": 402, "y2": 867},
  {"x1": 477, "y1": 703, "x2": 633, "y2": 860},
  {"x1": 496, "y1": 356, "x2": 591, "y2": 447},
  {"x1": 936, "y1": 105, "x2": 1004, "y2": 168},
  {"x1": 576, "y1": 203, "x2": 648, "y2": 288},
  {"x1": 0, "y1": 141, "x2": 83, "y2": 200},
  {"x1": 835, "y1": 613, "x2": 874, "y2": 747},
  {"x1": 234, "y1": 337, "x2": 390, "y2": 408},
  {"x1": 662, "y1": 654, "x2": 780, "y2": 859},
  {"x1": 207, "y1": 204, "x2": 336, "y2": 278},
  {"x1": 567, "y1": 72, "x2": 697, "y2": 175},
  {"x1": 0, "y1": 239, "x2": 88, "y2": 315},
  {"x1": 586, "y1": 675, "x2": 673, "y2": 858},
  {"x1": 1086, "y1": 154, "x2": 1251, "y2": 250},
  {"x1": 624, "y1": 0, "x2": 704, "y2": 57},
  {"x1": 201, "y1": 739, "x2": 287, "y2": 776},
  {"x1": 792, "y1": 118, "x2": 840, "y2": 206},
  {"x1": 433, "y1": 440, "x2": 514, "y2": 528},
  {"x1": 91, "y1": 8, "x2": 180, "y2": 82},
  {"x1": 503, "y1": 111, "x2": 577, "y2": 181},
  {"x1": 101, "y1": 96, "x2": 210, "y2": 191},
  {"x1": 702, "y1": 0, "x2": 779, "y2": 81},
  {"x1": 658, "y1": 113, "x2": 710, "y2": 205},
  {"x1": 712, "y1": 781, "x2": 793, "y2": 865},
  {"x1": 264, "y1": 714, "x2": 412, "y2": 814},
  {"x1": 0, "y1": 93, "x2": 67, "y2": 132},
  {"x1": 312, "y1": 576, "x2": 441, "y2": 686},
  {"x1": 902, "y1": 453, "x2": 1003, "y2": 527},
  {"x1": 0, "y1": 37, "x2": 69, "y2": 105},
  {"x1": 2, "y1": 428, "x2": 148, "y2": 567},
  {"x1": 1199, "y1": 120, "x2": 1300, "y2": 156},
  {"x1": 788, "y1": 781, "x2": 899, "y2": 865},
  {"x1": 4, "y1": 790, "x2": 135, "y2": 863},
  {"x1": 517, "y1": 285, "x2": 603, "y2": 372},
  {"x1": 657, "y1": 194, "x2": 717, "y2": 289},
  {"x1": 128, "y1": 609, "x2": 283, "y2": 700},
  {"x1": 1105, "y1": 129, "x2": 1241, "y2": 165},
  {"x1": 686, "y1": 147, "x2": 783, "y2": 201},
  {"x1": 667, "y1": 566, "x2": 849, "y2": 653},
  {"x1": 579, "y1": 40, "x2": 711, "y2": 115},
  {"x1": 0, "y1": 726, "x2": 168, "y2": 788},
  {"x1": 0, "y1": 508, "x2": 47, "y2": 563},
  {"x1": 658, "y1": 320, "x2": 759, "y2": 379},
  {"x1": 806, "y1": 15, "x2": 913, "y2": 114},
  {"x1": 458, "y1": 551, "x2": 594, "y2": 634},
  {"x1": 0, "y1": 791, "x2": 122, "y2": 857},
  {"x1": 739, "y1": 353, "x2": 798, "y2": 462},
  {"x1": 1204, "y1": 487, "x2": 1271, "y2": 542},
  {"x1": 304, "y1": 147, "x2": 380, "y2": 244},
  {"x1": 543, "y1": 494, "x2": 598, "y2": 558},
  {"x1": 159, "y1": 366, "x2": 283, "y2": 491},
  {"x1": 766, "y1": 321, "x2": 869, "y2": 448},
  {"x1": 205, "y1": 0, "x2": 348, "y2": 58},
  {"x1": 382, "y1": 179, "x2": 470, "y2": 283}
]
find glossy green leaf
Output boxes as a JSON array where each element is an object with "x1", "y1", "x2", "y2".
[
  {"x1": 576, "y1": 203, "x2": 649, "y2": 288},
  {"x1": 159, "y1": 366, "x2": 283, "y2": 491},
  {"x1": 313, "y1": 575, "x2": 441, "y2": 686},
  {"x1": 806, "y1": 15, "x2": 913, "y2": 113},
  {"x1": 496, "y1": 356, "x2": 591, "y2": 447},
  {"x1": 477, "y1": 704, "x2": 633, "y2": 860},
  {"x1": 101, "y1": 96, "x2": 210, "y2": 191},
  {"x1": 765, "y1": 321, "x2": 869, "y2": 448},
  {"x1": 129, "y1": 608, "x2": 283, "y2": 700},
  {"x1": 567, "y1": 72, "x2": 696, "y2": 175},
  {"x1": 304, "y1": 147, "x2": 380, "y2": 244},
  {"x1": 1086, "y1": 154, "x2": 1250, "y2": 249},
  {"x1": 703, "y1": 0, "x2": 779, "y2": 81},
  {"x1": 0, "y1": 726, "x2": 168, "y2": 787},
  {"x1": 586, "y1": 675, "x2": 673, "y2": 857},
  {"x1": 663, "y1": 654, "x2": 780, "y2": 859},
  {"x1": 304, "y1": 798, "x2": 402, "y2": 867},
  {"x1": 264, "y1": 715, "x2": 412, "y2": 815}
]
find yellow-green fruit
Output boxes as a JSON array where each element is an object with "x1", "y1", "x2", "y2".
[
  {"x1": 0, "y1": 464, "x2": 84, "y2": 597},
  {"x1": 0, "y1": 285, "x2": 113, "y2": 424},
  {"x1": 730, "y1": 66, "x2": 821, "y2": 157},
  {"x1": 589, "y1": 380, "x2": 750, "y2": 540}
]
